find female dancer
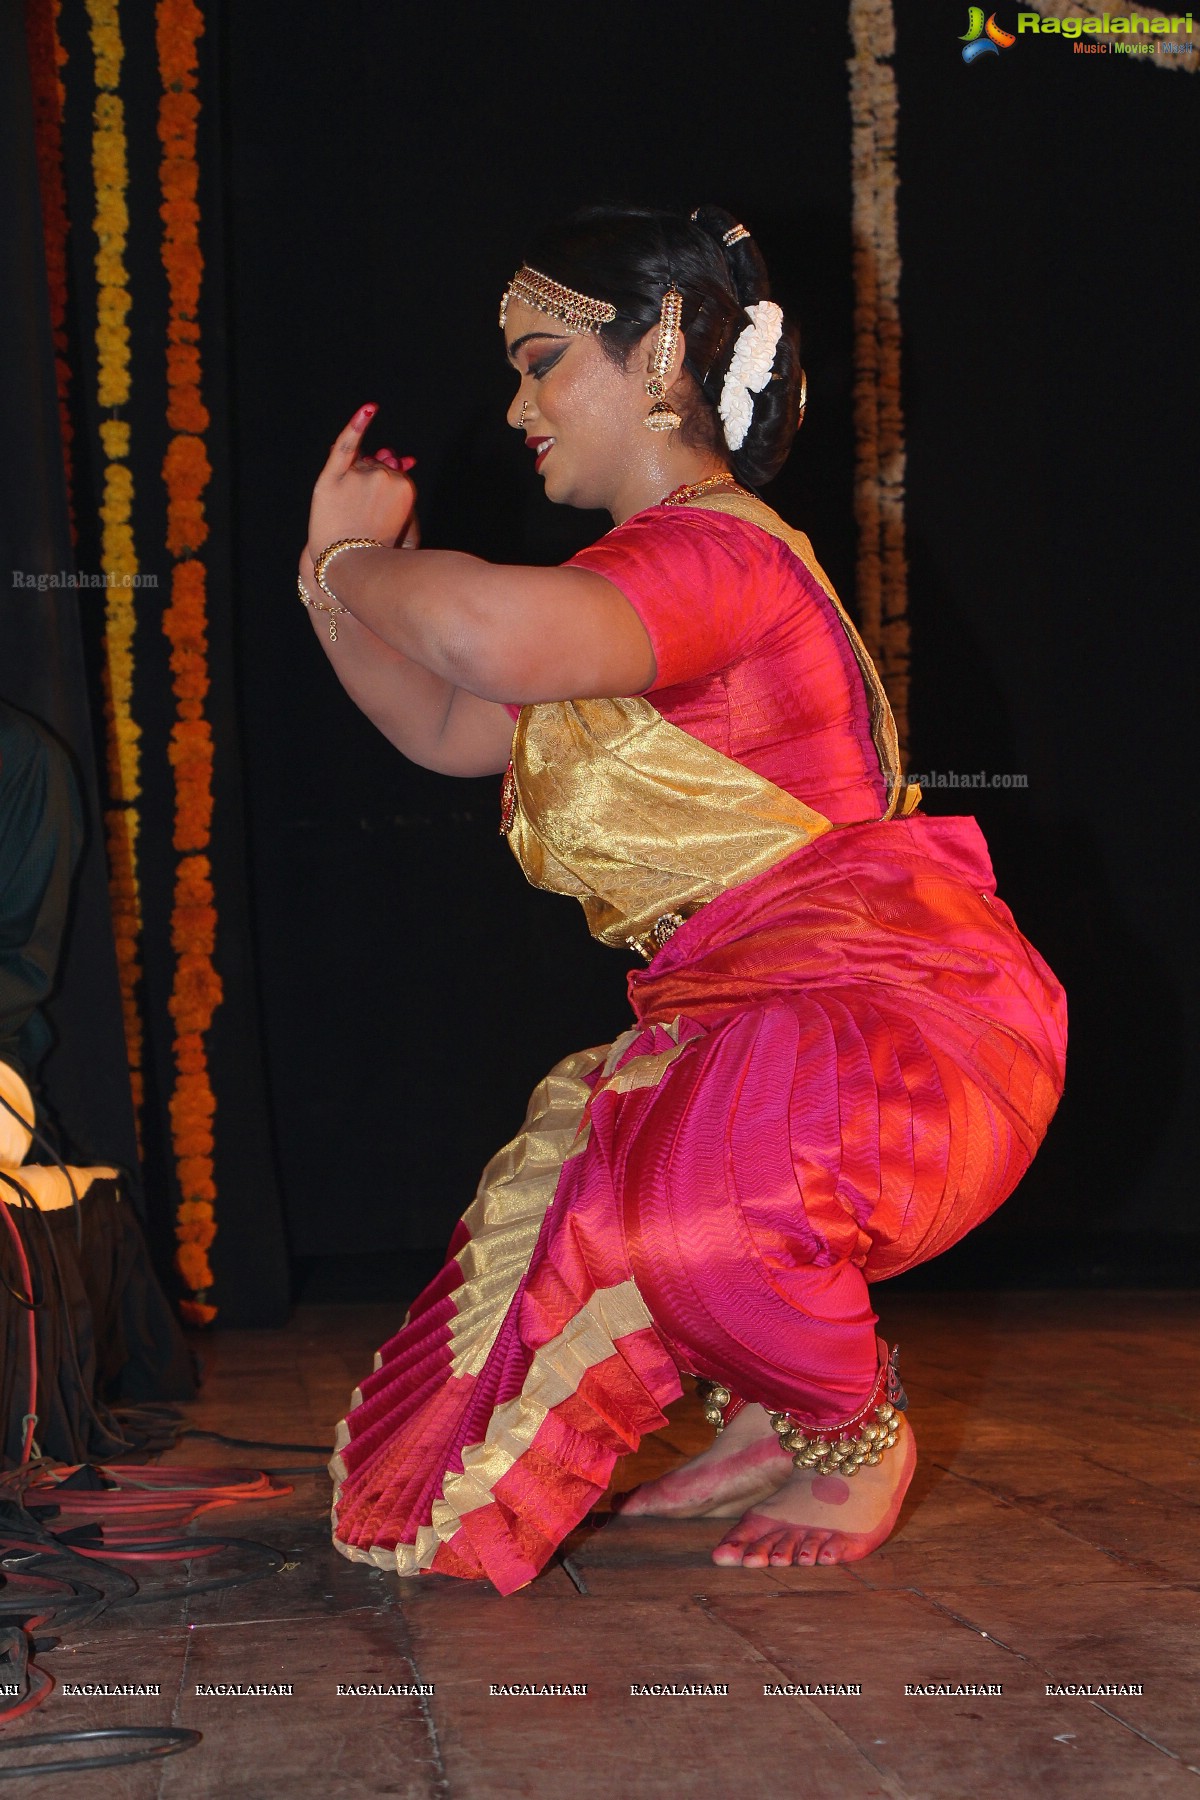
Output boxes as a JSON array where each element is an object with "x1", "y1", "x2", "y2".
[{"x1": 298, "y1": 206, "x2": 1067, "y2": 1595}]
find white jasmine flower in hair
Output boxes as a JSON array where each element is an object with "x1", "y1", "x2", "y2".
[
  {"x1": 720, "y1": 386, "x2": 754, "y2": 450},
  {"x1": 718, "y1": 301, "x2": 784, "y2": 451}
]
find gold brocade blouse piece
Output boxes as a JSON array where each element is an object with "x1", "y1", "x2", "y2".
[{"x1": 503, "y1": 492, "x2": 921, "y2": 958}]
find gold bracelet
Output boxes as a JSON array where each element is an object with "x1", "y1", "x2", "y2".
[
  {"x1": 297, "y1": 575, "x2": 350, "y2": 643},
  {"x1": 312, "y1": 536, "x2": 383, "y2": 603}
]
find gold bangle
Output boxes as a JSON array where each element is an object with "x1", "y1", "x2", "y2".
[
  {"x1": 298, "y1": 574, "x2": 350, "y2": 644},
  {"x1": 313, "y1": 536, "x2": 383, "y2": 603}
]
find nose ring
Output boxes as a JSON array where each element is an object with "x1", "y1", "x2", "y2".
[{"x1": 519, "y1": 400, "x2": 532, "y2": 426}]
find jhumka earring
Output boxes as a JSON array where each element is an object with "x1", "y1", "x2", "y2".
[{"x1": 643, "y1": 286, "x2": 684, "y2": 432}]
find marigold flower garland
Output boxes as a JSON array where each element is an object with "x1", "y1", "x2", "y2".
[
  {"x1": 85, "y1": 0, "x2": 146, "y2": 1123},
  {"x1": 157, "y1": 0, "x2": 221, "y2": 1327},
  {"x1": 847, "y1": 0, "x2": 910, "y2": 760},
  {"x1": 24, "y1": 0, "x2": 75, "y2": 537}
]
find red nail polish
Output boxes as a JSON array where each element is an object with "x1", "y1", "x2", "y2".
[
  {"x1": 400, "y1": 455, "x2": 417, "y2": 471},
  {"x1": 360, "y1": 403, "x2": 377, "y2": 418}
]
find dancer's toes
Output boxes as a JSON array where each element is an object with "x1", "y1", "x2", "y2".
[
  {"x1": 740, "y1": 1530, "x2": 786, "y2": 1569},
  {"x1": 710, "y1": 1533, "x2": 747, "y2": 1566},
  {"x1": 710, "y1": 1513, "x2": 773, "y2": 1565},
  {"x1": 756, "y1": 1527, "x2": 838, "y2": 1567},
  {"x1": 813, "y1": 1530, "x2": 844, "y2": 1563},
  {"x1": 711, "y1": 1512, "x2": 772, "y2": 1566},
  {"x1": 709, "y1": 1414, "x2": 917, "y2": 1571}
]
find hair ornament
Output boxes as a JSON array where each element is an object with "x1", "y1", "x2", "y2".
[
  {"x1": 499, "y1": 265, "x2": 617, "y2": 333},
  {"x1": 721, "y1": 222, "x2": 751, "y2": 247},
  {"x1": 718, "y1": 301, "x2": 784, "y2": 452}
]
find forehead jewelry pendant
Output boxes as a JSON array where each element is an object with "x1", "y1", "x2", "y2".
[{"x1": 499, "y1": 266, "x2": 617, "y2": 333}]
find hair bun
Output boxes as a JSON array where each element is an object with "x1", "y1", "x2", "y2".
[{"x1": 688, "y1": 206, "x2": 770, "y2": 309}]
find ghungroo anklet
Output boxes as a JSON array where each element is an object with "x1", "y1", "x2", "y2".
[
  {"x1": 769, "y1": 1343, "x2": 907, "y2": 1478},
  {"x1": 698, "y1": 1342, "x2": 908, "y2": 1475},
  {"x1": 695, "y1": 1380, "x2": 746, "y2": 1434},
  {"x1": 769, "y1": 1400, "x2": 900, "y2": 1476}
]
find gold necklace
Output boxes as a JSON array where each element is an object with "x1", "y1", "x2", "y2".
[{"x1": 660, "y1": 472, "x2": 749, "y2": 507}]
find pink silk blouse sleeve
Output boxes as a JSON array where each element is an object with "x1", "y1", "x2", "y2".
[{"x1": 565, "y1": 506, "x2": 782, "y2": 691}]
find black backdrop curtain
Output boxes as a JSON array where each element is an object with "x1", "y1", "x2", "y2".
[
  {"x1": 6, "y1": 0, "x2": 289, "y2": 1324},
  {"x1": 222, "y1": 3, "x2": 1196, "y2": 1285},
  {"x1": 0, "y1": 0, "x2": 138, "y2": 1188},
  {"x1": 8, "y1": 2, "x2": 1197, "y2": 1316},
  {"x1": 222, "y1": 1, "x2": 862, "y2": 1284}
]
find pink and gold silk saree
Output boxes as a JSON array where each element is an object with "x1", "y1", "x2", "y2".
[{"x1": 329, "y1": 493, "x2": 1067, "y2": 1594}]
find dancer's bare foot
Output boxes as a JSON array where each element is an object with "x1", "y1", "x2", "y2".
[
  {"x1": 616, "y1": 1405, "x2": 792, "y2": 1519},
  {"x1": 711, "y1": 1413, "x2": 916, "y2": 1566}
]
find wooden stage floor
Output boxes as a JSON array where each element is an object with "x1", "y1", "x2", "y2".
[{"x1": 7, "y1": 1291, "x2": 1198, "y2": 1797}]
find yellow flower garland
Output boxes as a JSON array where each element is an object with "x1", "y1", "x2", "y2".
[
  {"x1": 157, "y1": 0, "x2": 222, "y2": 1327},
  {"x1": 85, "y1": 0, "x2": 145, "y2": 1122}
]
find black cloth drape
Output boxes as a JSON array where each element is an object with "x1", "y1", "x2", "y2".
[
  {"x1": 0, "y1": 0, "x2": 139, "y2": 1181},
  {"x1": 2, "y1": 1, "x2": 291, "y2": 1325}
]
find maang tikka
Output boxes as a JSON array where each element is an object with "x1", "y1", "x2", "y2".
[{"x1": 643, "y1": 286, "x2": 684, "y2": 432}]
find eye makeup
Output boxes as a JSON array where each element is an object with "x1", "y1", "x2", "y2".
[
  {"x1": 505, "y1": 330, "x2": 571, "y2": 370},
  {"x1": 529, "y1": 345, "x2": 568, "y2": 380}
]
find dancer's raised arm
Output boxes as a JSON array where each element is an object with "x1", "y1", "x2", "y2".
[{"x1": 298, "y1": 404, "x2": 657, "y2": 753}]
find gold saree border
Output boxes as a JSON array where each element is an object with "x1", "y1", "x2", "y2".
[
  {"x1": 446, "y1": 1046, "x2": 605, "y2": 1381},
  {"x1": 330, "y1": 1022, "x2": 695, "y2": 1578}
]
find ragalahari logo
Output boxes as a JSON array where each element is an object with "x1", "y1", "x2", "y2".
[{"x1": 960, "y1": 7, "x2": 1017, "y2": 60}]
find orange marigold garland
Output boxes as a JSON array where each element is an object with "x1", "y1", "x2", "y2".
[
  {"x1": 157, "y1": 0, "x2": 221, "y2": 1327},
  {"x1": 84, "y1": 0, "x2": 147, "y2": 1128}
]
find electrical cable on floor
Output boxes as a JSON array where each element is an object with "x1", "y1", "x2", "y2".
[
  {"x1": 179, "y1": 1425, "x2": 332, "y2": 1460},
  {"x1": 0, "y1": 1463, "x2": 296, "y2": 1743},
  {"x1": 0, "y1": 1626, "x2": 52, "y2": 1725},
  {"x1": 78, "y1": 1403, "x2": 333, "y2": 1463},
  {"x1": 0, "y1": 1183, "x2": 41, "y2": 1466},
  {"x1": 1, "y1": 1095, "x2": 333, "y2": 1754},
  {"x1": 0, "y1": 1725, "x2": 202, "y2": 1779},
  {"x1": 21, "y1": 1187, "x2": 142, "y2": 1455}
]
